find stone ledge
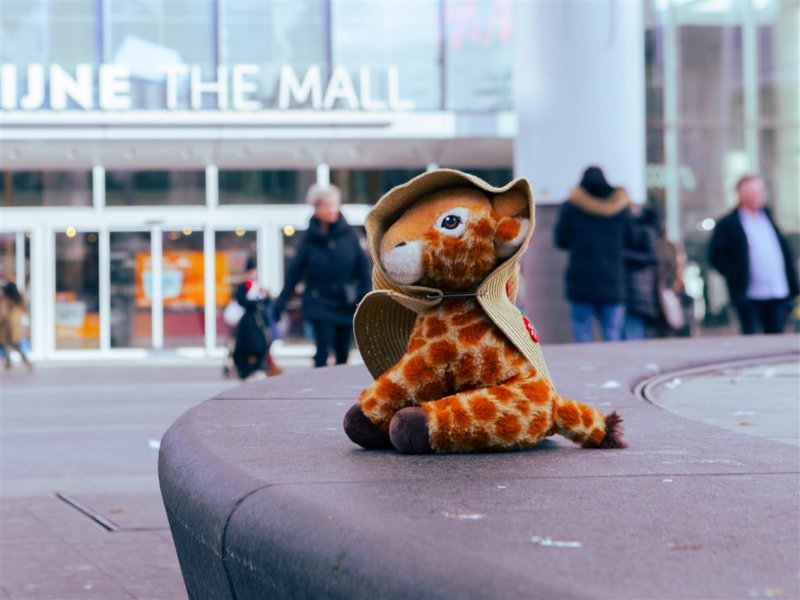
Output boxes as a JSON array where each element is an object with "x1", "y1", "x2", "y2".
[{"x1": 159, "y1": 335, "x2": 800, "y2": 599}]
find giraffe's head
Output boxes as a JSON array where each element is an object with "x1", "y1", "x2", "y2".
[{"x1": 379, "y1": 186, "x2": 530, "y2": 291}]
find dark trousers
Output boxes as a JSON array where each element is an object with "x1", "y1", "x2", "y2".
[
  {"x1": 310, "y1": 320, "x2": 352, "y2": 367},
  {"x1": 735, "y1": 298, "x2": 790, "y2": 335}
]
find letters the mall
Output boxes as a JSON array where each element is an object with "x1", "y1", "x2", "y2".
[{"x1": 0, "y1": 64, "x2": 416, "y2": 112}]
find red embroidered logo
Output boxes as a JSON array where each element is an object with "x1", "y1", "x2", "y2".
[{"x1": 520, "y1": 311, "x2": 539, "y2": 343}]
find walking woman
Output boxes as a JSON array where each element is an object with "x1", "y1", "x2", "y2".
[
  {"x1": 554, "y1": 166, "x2": 645, "y2": 342},
  {"x1": 274, "y1": 184, "x2": 371, "y2": 367},
  {"x1": 0, "y1": 282, "x2": 33, "y2": 371}
]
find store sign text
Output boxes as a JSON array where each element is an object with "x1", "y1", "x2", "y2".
[{"x1": 0, "y1": 64, "x2": 416, "y2": 111}]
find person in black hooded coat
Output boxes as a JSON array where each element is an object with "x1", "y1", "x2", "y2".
[
  {"x1": 232, "y1": 257, "x2": 280, "y2": 379},
  {"x1": 274, "y1": 184, "x2": 372, "y2": 367},
  {"x1": 555, "y1": 166, "x2": 647, "y2": 342}
]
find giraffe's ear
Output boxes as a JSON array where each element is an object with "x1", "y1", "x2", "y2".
[
  {"x1": 496, "y1": 217, "x2": 530, "y2": 258},
  {"x1": 493, "y1": 188, "x2": 530, "y2": 258},
  {"x1": 492, "y1": 189, "x2": 528, "y2": 220}
]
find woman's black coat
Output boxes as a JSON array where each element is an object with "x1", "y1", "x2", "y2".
[
  {"x1": 555, "y1": 186, "x2": 642, "y2": 305},
  {"x1": 275, "y1": 214, "x2": 372, "y2": 326}
]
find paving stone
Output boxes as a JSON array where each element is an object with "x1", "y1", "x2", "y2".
[
  {"x1": 0, "y1": 540, "x2": 132, "y2": 599},
  {"x1": 69, "y1": 536, "x2": 187, "y2": 600}
]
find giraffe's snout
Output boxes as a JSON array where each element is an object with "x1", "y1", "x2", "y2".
[{"x1": 381, "y1": 240, "x2": 423, "y2": 285}]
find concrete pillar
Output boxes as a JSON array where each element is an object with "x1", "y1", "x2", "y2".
[{"x1": 514, "y1": 0, "x2": 646, "y2": 343}]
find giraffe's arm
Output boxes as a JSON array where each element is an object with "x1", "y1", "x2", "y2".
[{"x1": 358, "y1": 349, "x2": 442, "y2": 431}]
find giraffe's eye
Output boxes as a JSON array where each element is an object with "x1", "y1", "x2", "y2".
[
  {"x1": 434, "y1": 208, "x2": 469, "y2": 237},
  {"x1": 441, "y1": 215, "x2": 461, "y2": 230}
]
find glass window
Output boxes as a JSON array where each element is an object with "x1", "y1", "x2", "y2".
[
  {"x1": 330, "y1": 169, "x2": 425, "y2": 205},
  {"x1": 220, "y1": 1, "x2": 328, "y2": 109},
  {"x1": 448, "y1": 168, "x2": 513, "y2": 187},
  {"x1": 1, "y1": 0, "x2": 95, "y2": 110},
  {"x1": 0, "y1": 171, "x2": 91, "y2": 207},
  {"x1": 677, "y1": 25, "x2": 744, "y2": 126},
  {"x1": 331, "y1": 0, "x2": 441, "y2": 110},
  {"x1": 55, "y1": 231, "x2": 99, "y2": 350},
  {"x1": 0, "y1": 232, "x2": 30, "y2": 289},
  {"x1": 160, "y1": 228, "x2": 205, "y2": 348},
  {"x1": 444, "y1": 0, "x2": 514, "y2": 111},
  {"x1": 645, "y1": 27, "x2": 665, "y2": 124},
  {"x1": 678, "y1": 125, "x2": 746, "y2": 253},
  {"x1": 218, "y1": 170, "x2": 315, "y2": 205},
  {"x1": 107, "y1": 0, "x2": 215, "y2": 109},
  {"x1": 110, "y1": 231, "x2": 152, "y2": 349},
  {"x1": 215, "y1": 230, "x2": 257, "y2": 347},
  {"x1": 760, "y1": 127, "x2": 799, "y2": 235},
  {"x1": 105, "y1": 170, "x2": 204, "y2": 206}
]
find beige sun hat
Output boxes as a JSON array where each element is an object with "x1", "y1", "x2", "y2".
[{"x1": 353, "y1": 168, "x2": 553, "y2": 385}]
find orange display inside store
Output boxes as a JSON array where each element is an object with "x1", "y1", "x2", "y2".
[{"x1": 134, "y1": 251, "x2": 231, "y2": 309}]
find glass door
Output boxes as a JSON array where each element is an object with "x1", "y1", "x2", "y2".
[
  {"x1": 110, "y1": 231, "x2": 152, "y2": 349},
  {"x1": 161, "y1": 228, "x2": 205, "y2": 348},
  {"x1": 54, "y1": 230, "x2": 99, "y2": 349}
]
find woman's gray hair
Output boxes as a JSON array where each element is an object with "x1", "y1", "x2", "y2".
[{"x1": 305, "y1": 183, "x2": 342, "y2": 207}]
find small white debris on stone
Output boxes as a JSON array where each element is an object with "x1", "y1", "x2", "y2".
[
  {"x1": 531, "y1": 536, "x2": 582, "y2": 548},
  {"x1": 664, "y1": 378, "x2": 682, "y2": 389},
  {"x1": 601, "y1": 380, "x2": 621, "y2": 389},
  {"x1": 442, "y1": 510, "x2": 484, "y2": 520},
  {"x1": 148, "y1": 439, "x2": 161, "y2": 450}
]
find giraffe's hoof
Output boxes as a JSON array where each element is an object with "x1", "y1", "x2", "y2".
[
  {"x1": 389, "y1": 407, "x2": 433, "y2": 454},
  {"x1": 343, "y1": 403, "x2": 393, "y2": 450}
]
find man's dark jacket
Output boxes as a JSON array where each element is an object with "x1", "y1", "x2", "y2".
[
  {"x1": 275, "y1": 214, "x2": 372, "y2": 326},
  {"x1": 708, "y1": 207, "x2": 799, "y2": 305}
]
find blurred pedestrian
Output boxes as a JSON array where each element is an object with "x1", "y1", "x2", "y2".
[
  {"x1": 555, "y1": 166, "x2": 642, "y2": 342},
  {"x1": 628, "y1": 207, "x2": 693, "y2": 338},
  {"x1": 709, "y1": 174, "x2": 799, "y2": 335},
  {"x1": 274, "y1": 183, "x2": 371, "y2": 367},
  {"x1": 0, "y1": 281, "x2": 33, "y2": 371},
  {"x1": 623, "y1": 206, "x2": 659, "y2": 340},
  {"x1": 232, "y1": 257, "x2": 281, "y2": 380}
]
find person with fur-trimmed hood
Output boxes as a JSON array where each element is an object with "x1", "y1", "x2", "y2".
[{"x1": 554, "y1": 166, "x2": 645, "y2": 342}]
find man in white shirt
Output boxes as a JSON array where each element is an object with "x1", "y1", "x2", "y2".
[{"x1": 709, "y1": 175, "x2": 799, "y2": 334}]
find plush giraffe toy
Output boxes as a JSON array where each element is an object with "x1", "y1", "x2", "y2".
[{"x1": 344, "y1": 170, "x2": 626, "y2": 454}]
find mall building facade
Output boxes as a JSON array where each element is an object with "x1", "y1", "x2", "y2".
[{"x1": 0, "y1": 0, "x2": 797, "y2": 358}]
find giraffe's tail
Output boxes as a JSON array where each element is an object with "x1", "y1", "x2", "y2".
[
  {"x1": 598, "y1": 411, "x2": 627, "y2": 449},
  {"x1": 552, "y1": 396, "x2": 628, "y2": 449}
]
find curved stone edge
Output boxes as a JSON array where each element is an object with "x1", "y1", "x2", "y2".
[
  {"x1": 159, "y1": 335, "x2": 800, "y2": 599},
  {"x1": 159, "y1": 413, "x2": 267, "y2": 600}
]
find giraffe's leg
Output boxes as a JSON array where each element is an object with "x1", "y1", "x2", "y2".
[
  {"x1": 342, "y1": 403, "x2": 393, "y2": 450},
  {"x1": 344, "y1": 354, "x2": 433, "y2": 450},
  {"x1": 390, "y1": 378, "x2": 556, "y2": 454},
  {"x1": 552, "y1": 395, "x2": 627, "y2": 449}
]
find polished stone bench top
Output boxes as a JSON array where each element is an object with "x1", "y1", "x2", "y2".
[{"x1": 159, "y1": 335, "x2": 800, "y2": 599}]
